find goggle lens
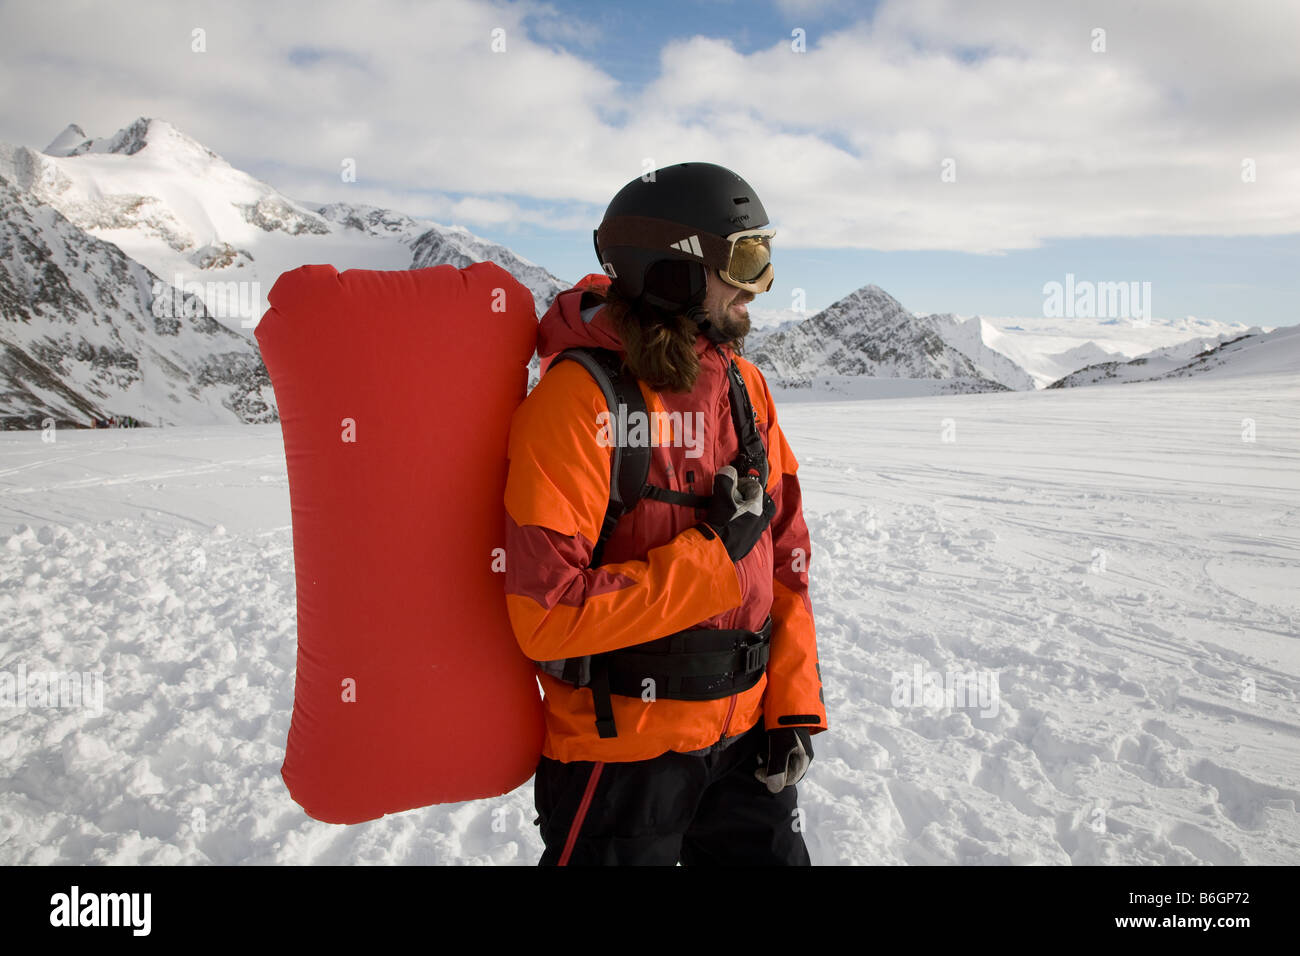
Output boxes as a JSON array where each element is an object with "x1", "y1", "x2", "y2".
[{"x1": 727, "y1": 234, "x2": 772, "y2": 283}]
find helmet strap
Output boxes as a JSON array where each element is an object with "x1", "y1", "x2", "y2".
[{"x1": 641, "y1": 290, "x2": 687, "y2": 315}]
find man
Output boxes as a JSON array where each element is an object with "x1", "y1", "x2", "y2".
[{"x1": 503, "y1": 162, "x2": 826, "y2": 865}]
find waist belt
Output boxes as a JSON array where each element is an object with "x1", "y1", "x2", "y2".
[{"x1": 552, "y1": 616, "x2": 773, "y2": 739}]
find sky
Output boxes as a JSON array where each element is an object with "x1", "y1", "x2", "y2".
[{"x1": 0, "y1": 0, "x2": 1297, "y2": 326}]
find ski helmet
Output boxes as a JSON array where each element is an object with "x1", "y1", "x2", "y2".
[{"x1": 593, "y1": 162, "x2": 775, "y2": 316}]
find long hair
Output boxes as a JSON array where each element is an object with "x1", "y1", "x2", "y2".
[{"x1": 599, "y1": 281, "x2": 744, "y2": 393}]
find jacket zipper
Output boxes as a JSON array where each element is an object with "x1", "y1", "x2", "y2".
[
  {"x1": 716, "y1": 347, "x2": 741, "y2": 745},
  {"x1": 720, "y1": 693, "x2": 737, "y2": 742}
]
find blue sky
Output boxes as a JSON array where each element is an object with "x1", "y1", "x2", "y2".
[
  {"x1": 493, "y1": 216, "x2": 1300, "y2": 327},
  {"x1": 1, "y1": 0, "x2": 1297, "y2": 326}
]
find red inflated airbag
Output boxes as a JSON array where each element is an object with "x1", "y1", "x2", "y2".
[{"x1": 256, "y1": 262, "x2": 545, "y2": 824}]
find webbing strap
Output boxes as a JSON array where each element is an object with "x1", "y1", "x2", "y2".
[
  {"x1": 590, "y1": 660, "x2": 617, "y2": 739},
  {"x1": 550, "y1": 348, "x2": 651, "y2": 566},
  {"x1": 610, "y1": 643, "x2": 770, "y2": 680},
  {"x1": 641, "y1": 484, "x2": 711, "y2": 509},
  {"x1": 721, "y1": 347, "x2": 769, "y2": 487}
]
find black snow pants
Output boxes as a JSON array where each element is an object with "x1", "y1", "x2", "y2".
[{"x1": 533, "y1": 719, "x2": 811, "y2": 866}]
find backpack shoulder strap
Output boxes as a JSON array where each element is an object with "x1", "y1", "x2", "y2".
[
  {"x1": 721, "y1": 350, "x2": 770, "y2": 489},
  {"x1": 549, "y1": 347, "x2": 651, "y2": 566}
]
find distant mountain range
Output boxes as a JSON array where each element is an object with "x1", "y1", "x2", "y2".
[
  {"x1": 0, "y1": 118, "x2": 1287, "y2": 428},
  {"x1": 744, "y1": 286, "x2": 1279, "y2": 399}
]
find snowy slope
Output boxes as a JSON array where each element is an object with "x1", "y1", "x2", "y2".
[
  {"x1": 979, "y1": 315, "x2": 1269, "y2": 389},
  {"x1": 1050, "y1": 324, "x2": 1300, "y2": 388},
  {"x1": 925, "y1": 313, "x2": 1038, "y2": 391},
  {"x1": 1166, "y1": 323, "x2": 1300, "y2": 379},
  {"x1": 0, "y1": 176, "x2": 273, "y2": 429},
  {"x1": 409, "y1": 224, "x2": 565, "y2": 315},
  {"x1": 1048, "y1": 337, "x2": 1240, "y2": 388},
  {"x1": 1, "y1": 366, "x2": 1296, "y2": 865}
]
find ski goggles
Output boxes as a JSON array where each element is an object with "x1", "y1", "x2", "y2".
[
  {"x1": 719, "y1": 228, "x2": 776, "y2": 293},
  {"x1": 596, "y1": 217, "x2": 777, "y2": 294}
]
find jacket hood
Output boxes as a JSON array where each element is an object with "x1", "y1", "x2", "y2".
[
  {"x1": 536, "y1": 273, "x2": 623, "y2": 360},
  {"x1": 537, "y1": 272, "x2": 717, "y2": 364}
]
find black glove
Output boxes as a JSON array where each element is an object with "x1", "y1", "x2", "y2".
[
  {"x1": 755, "y1": 727, "x2": 814, "y2": 793},
  {"x1": 699, "y1": 465, "x2": 776, "y2": 562}
]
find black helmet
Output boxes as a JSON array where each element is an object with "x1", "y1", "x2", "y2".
[{"x1": 594, "y1": 162, "x2": 775, "y2": 316}]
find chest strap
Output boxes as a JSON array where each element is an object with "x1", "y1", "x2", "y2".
[{"x1": 640, "y1": 484, "x2": 711, "y2": 508}]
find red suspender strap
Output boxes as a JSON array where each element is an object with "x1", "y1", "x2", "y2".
[{"x1": 557, "y1": 761, "x2": 605, "y2": 866}]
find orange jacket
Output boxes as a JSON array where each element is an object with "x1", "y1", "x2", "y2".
[{"x1": 504, "y1": 275, "x2": 826, "y2": 762}]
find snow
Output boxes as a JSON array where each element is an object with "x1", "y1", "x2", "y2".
[
  {"x1": 42, "y1": 124, "x2": 89, "y2": 157},
  {"x1": 1168, "y1": 322, "x2": 1300, "y2": 380},
  {"x1": 2, "y1": 365, "x2": 1296, "y2": 865},
  {"x1": 974, "y1": 314, "x2": 1273, "y2": 389},
  {"x1": 925, "y1": 313, "x2": 1038, "y2": 391},
  {"x1": 1052, "y1": 323, "x2": 1300, "y2": 389}
]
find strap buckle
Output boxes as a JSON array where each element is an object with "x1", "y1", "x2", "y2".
[{"x1": 738, "y1": 616, "x2": 773, "y2": 673}]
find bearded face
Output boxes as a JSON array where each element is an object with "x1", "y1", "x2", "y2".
[{"x1": 700, "y1": 269, "x2": 754, "y2": 342}]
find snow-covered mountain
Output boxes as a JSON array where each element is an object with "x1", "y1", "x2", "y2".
[
  {"x1": 976, "y1": 314, "x2": 1268, "y2": 389},
  {"x1": 746, "y1": 283, "x2": 1279, "y2": 399},
  {"x1": 0, "y1": 118, "x2": 571, "y2": 428},
  {"x1": 409, "y1": 225, "x2": 565, "y2": 312},
  {"x1": 924, "y1": 312, "x2": 1038, "y2": 391},
  {"x1": 5, "y1": 118, "x2": 569, "y2": 327},
  {"x1": 0, "y1": 175, "x2": 273, "y2": 429},
  {"x1": 749, "y1": 284, "x2": 1019, "y2": 396},
  {"x1": 1049, "y1": 323, "x2": 1300, "y2": 388}
]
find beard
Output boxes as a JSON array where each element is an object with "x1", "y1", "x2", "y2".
[{"x1": 708, "y1": 291, "x2": 753, "y2": 341}]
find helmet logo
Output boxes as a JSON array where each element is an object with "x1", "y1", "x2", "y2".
[
  {"x1": 601, "y1": 261, "x2": 618, "y2": 278},
  {"x1": 669, "y1": 235, "x2": 704, "y2": 257}
]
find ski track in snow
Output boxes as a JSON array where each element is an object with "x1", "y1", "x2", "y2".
[{"x1": 0, "y1": 372, "x2": 1297, "y2": 865}]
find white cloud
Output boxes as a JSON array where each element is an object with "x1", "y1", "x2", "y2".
[
  {"x1": 631, "y1": 0, "x2": 1300, "y2": 250},
  {"x1": 0, "y1": 0, "x2": 1295, "y2": 252}
]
